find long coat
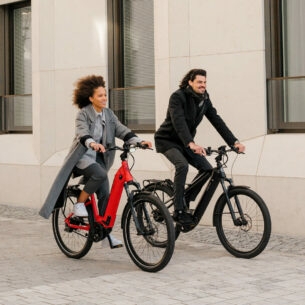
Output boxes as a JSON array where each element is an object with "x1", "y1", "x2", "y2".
[
  {"x1": 154, "y1": 88, "x2": 238, "y2": 153},
  {"x1": 39, "y1": 105, "x2": 136, "y2": 219}
]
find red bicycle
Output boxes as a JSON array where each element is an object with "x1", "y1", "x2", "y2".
[{"x1": 52, "y1": 143, "x2": 175, "y2": 272}]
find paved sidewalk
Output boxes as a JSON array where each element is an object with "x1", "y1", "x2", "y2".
[{"x1": 1, "y1": 203, "x2": 305, "y2": 305}]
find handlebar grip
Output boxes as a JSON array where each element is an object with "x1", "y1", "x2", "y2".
[
  {"x1": 137, "y1": 142, "x2": 153, "y2": 150},
  {"x1": 230, "y1": 145, "x2": 245, "y2": 154},
  {"x1": 205, "y1": 147, "x2": 212, "y2": 156},
  {"x1": 140, "y1": 143, "x2": 149, "y2": 149}
]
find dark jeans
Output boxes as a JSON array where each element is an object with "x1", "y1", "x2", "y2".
[
  {"x1": 74, "y1": 162, "x2": 109, "y2": 215},
  {"x1": 164, "y1": 147, "x2": 212, "y2": 211}
]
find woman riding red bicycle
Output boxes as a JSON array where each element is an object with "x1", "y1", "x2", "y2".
[{"x1": 40, "y1": 75, "x2": 152, "y2": 248}]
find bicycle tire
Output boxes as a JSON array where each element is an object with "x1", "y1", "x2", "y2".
[
  {"x1": 122, "y1": 193, "x2": 175, "y2": 272},
  {"x1": 52, "y1": 186, "x2": 93, "y2": 259},
  {"x1": 144, "y1": 182, "x2": 181, "y2": 240},
  {"x1": 214, "y1": 187, "x2": 271, "y2": 259}
]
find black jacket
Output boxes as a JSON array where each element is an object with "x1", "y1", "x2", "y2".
[{"x1": 154, "y1": 87, "x2": 237, "y2": 153}]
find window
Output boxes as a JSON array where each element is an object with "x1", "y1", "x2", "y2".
[
  {"x1": 265, "y1": 0, "x2": 305, "y2": 132},
  {"x1": 0, "y1": 0, "x2": 32, "y2": 133},
  {"x1": 107, "y1": 0, "x2": 155, "y2": 132}
]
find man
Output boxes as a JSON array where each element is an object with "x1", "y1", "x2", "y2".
[{"x1": 154, "y1": 69, "x2": 245, "y2": 225}]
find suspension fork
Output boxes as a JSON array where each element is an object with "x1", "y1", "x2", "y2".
[
  {"x1": 124, "y1": 182, "x2": 154, "y2": 235},
  {"x1": 220, "y1": 179, "x2": 248, "y2": 225}
]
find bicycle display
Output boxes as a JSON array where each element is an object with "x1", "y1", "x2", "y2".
[
  {"x1": 144, "y1": 145, "x2": 271, "y2": 259},
  {"x1": 52, "y1": 143, "x2": 175, "y2": 272}
]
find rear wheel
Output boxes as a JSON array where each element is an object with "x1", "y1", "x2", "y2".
[
  {"x1": 214, "y1": 188, "x2": 271, "y2": 258},
  {"x1": 52, "y1": 186, "x2": 93, "y2": 259},
  {"x1": 144, "y1": 182, "x2": 181, "y2": 239},
  {"x1": 122, "y1": 193, "x2": 175, "y2": 272}
]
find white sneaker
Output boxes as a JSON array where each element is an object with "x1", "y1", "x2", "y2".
[
  {"x1": 73, "y1": 202, "x2": 88, "y2": 217},
  {"x1": 103, "y1": 234, "x2": 123, "y2": 249}
]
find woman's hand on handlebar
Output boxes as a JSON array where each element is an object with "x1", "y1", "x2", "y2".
[
  {"x1": 138, "y1": 140, "x2": 153, "y2": 149},
  {"x1": 90, "y1": 142, "x2": 106, "y2": 153}
]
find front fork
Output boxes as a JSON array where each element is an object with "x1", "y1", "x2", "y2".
[
  {"x1": 124, "y1": 181, "x2": 155, "y2": 235},
  {"x1": 220, "y1": 178, "x2": 248, "y2": 226}
]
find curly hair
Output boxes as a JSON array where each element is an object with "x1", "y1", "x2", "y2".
[
  {"x1": 73, "y1": 75, "x2": 106, "y2": 109},
  {"x1": 179, "y1": 69, "x2": 207, "y2": 89}
]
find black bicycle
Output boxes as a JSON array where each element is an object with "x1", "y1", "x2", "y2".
[{"x1": 143, "y1": 145, "x2": 271, "y2": 259}]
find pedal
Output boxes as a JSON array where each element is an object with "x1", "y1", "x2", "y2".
[
  {"x1": 186, "y1": 209, "x2": 195, "y2": 215},
  {"x1": 179, "y1": 222, "x2": 196, "y2": 233}
]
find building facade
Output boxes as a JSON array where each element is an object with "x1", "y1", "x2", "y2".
[{"x1": 0, "y1": 0, "x2": 305, "y2": 237}]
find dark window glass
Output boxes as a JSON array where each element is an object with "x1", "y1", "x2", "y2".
[{"x1": 108, "y1": 0, "x2": 155, "y2": 132}]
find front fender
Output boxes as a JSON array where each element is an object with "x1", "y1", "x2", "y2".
[{"x1": 212, "y1": 185, "x2": 250, "y2": 226}]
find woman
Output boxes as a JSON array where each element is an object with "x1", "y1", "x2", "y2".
[{"x1": 40, "y1": 75, "x2": 152, "y2": 248}]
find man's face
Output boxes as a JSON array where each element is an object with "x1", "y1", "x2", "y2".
[{"x1": 188, "y1": 75, "x2": 206, "y2": 94}]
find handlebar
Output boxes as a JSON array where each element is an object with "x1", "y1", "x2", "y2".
[
  {"x1": 205, "y1": 145, "x2": 244, "y2": 156},
  {"x1": 105, "y1": 142, "x2": 152, "y2": 163},
  {"x1": 107, "y1": 142, "x2": 153, "y2": 152}
]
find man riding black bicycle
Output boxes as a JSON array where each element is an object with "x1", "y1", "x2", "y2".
[{"x1": 154, "y1": 68, "x2": 245, "y2": 226}]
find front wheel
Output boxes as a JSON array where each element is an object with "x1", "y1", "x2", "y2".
[
  {"x1": 122, "y1": 193, "x2": 175, "y2": 272},
  {"x1": 214, "y1": 187, "x2": 271, "y2": 259}
]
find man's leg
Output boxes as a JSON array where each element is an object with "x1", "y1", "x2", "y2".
[
  {"x1": 163, "y1": 148, "x2": 194, "y2": 225},
  {"x1": 184, "y1": 148, "x2": 213, "y2": 202},
  {"x1": 164, "y1": 148, "x2": 188, "y2": 211}
]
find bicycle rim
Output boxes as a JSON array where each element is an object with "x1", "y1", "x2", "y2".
[
  {"x1": 123, "y1": 193, "x2": 175, "y2": 272},
  {"x1": 52, "y1": 188, "x2": 93, "y2": 259},
  {"x1": 215, "y1": 188, "x2": 271, "y2": 258}
]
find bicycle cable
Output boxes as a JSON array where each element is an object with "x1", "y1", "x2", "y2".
[
  {"x1": 230, "y1": 151, "x2": 239, "y2": 179},
  {"x1": 128, "y1": 150, "x2": 136, "y2": 171}
]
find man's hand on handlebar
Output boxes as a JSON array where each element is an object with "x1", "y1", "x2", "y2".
[
  {"x1": 188, "y1": 142, "x2": 207, "y2": 156},
  {"x1": 234, "y1": 142, "x2": 246, "y2": 153}
]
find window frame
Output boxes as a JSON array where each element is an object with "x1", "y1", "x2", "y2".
[
  {"x1": 0, "y1": 0, "x2": 32, "y2": 134},
  {"x1": 107, "y1": 0, "x2": 155, "y2": 133},
  {"x1": 265, "y1": 0, "x2": 305, "y2": 133}
]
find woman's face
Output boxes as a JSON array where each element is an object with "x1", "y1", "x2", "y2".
[{"x1": 89, "y1": 86, "x2": 107, "y2": 112}]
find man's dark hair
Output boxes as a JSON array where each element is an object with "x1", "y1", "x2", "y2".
[
  {"x1": 179, "y1": 69, "x2": 207, "y2": 89},
  {"x1": 73, "y1": 75, "x2": 106, "y2": 109}
]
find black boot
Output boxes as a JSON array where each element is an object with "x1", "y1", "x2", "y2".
[{"x1": 173, "y1": 210, "x2": 194, "y2": 225}]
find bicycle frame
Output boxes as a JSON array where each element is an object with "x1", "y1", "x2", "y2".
[
  {"x1": 160, "y1": 152, "x2": 248, "y2": 230},
  {"x1": 184, "y1": 163, "x2": 248, "y2": 229},
  {"x1": 94, "y1": 159, "x2": 137, "y2": 228},
  {"x1": 65, "y1": 156, "x2": 140, "y2": 232},
  {"x1": 191, "y1": 169, "x2": 228, "y2": 223}
]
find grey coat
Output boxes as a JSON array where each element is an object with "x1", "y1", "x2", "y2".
[{"x1": 39, "y1": 105, "x2": 137, "y2": 219}]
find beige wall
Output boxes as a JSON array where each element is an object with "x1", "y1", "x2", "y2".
[{"x1": 1, "y1": 0, "x2": 305, "y2": 237}]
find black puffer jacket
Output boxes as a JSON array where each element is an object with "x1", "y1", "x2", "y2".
[{"x1": 154, "y1": 87, "x2": 237, "y2": 153}]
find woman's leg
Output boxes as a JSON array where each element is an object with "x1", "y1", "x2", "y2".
[{"x1": 73, "y1": 163, "x2": 108, "y2": 217}]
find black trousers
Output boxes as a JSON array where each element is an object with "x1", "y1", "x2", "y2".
[
  {"x1": 74, "y1": 162, "x2": 109, "y2": 215},
  {"x1": 163, "y1": 147, "x2": 212, "y2": 211}
]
